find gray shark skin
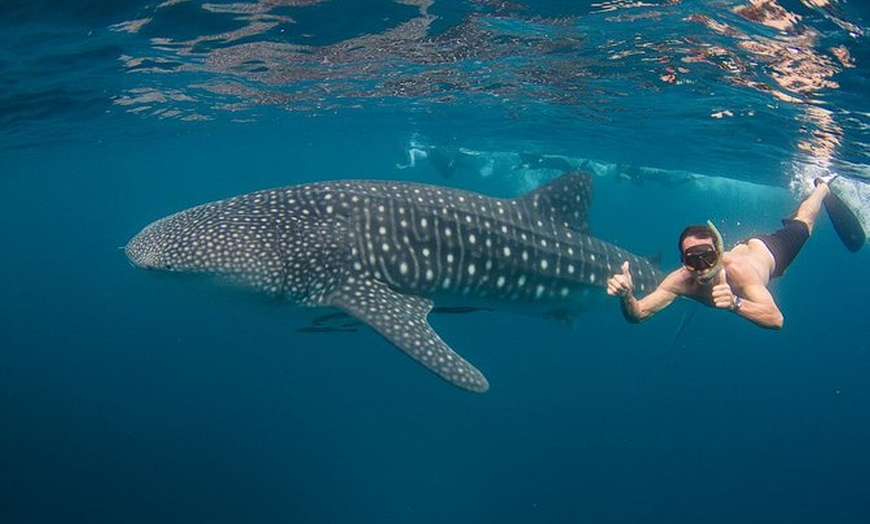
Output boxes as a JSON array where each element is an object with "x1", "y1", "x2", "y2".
[{"x1": 126, "y1": 171, "x2": 662, "y2": 392}]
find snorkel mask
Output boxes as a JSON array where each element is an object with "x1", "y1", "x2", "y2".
[
  {"x1": 682, "y1": 244, "x2": 718, "y2": 271},
  {"x1": 684, "y1": 220, "x2": 724, "y2": 284}
]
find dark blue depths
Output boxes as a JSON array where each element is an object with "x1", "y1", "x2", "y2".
[{"x1": 1, "y1": 129, "x2": 868, "y2": 524}]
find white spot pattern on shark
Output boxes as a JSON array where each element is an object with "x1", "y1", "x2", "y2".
[{"x1": 126, "y1": 171, "x2": 662, "y2": 392}]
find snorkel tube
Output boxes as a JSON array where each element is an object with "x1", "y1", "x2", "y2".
[{"x1": 694, "y1": 220, "x2": 724, "y2": 284}]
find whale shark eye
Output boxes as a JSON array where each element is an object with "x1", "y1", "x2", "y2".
[{"x1": 164, "y1": 263, "x2": 173, "y2": 270}]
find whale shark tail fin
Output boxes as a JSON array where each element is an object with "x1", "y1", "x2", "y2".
[
  {"x1": 646, "y1": 252, "x2": 663, "y2": 269},
  {"x1": 518, "y1": 170, "x2": 592, "y2": 232},
  {"x1": 817, "y1": 177, "x2": 865, "y2": 252}
]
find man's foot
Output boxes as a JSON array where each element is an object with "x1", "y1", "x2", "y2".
[{"x1": 814, "y1": 174, "x2": 838, "y2": 188}]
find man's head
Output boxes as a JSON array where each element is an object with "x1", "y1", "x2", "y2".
[{"x1": 678, "y1": 224, "x2": 720, "y2": 277}]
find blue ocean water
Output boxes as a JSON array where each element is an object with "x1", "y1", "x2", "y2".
[{"x1": 1, "y1": 1, "x2": 869, "y2": 523}]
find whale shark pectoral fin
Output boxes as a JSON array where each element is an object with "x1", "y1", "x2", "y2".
[{"x1": 326, "y1": 277, "x2": 490, "y2": 393}]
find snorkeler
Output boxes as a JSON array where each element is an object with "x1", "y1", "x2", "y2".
[{"x1": 606, "y1": 178, "x2": 863, "y2": 329}]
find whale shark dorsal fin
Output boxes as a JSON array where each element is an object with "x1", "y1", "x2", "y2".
[
  {"x1": 517, "y1": 170, "x2": 592, "y2": 232},
  {"x1": 327, "y1": 276, "x2": 490, "y2": 393}
]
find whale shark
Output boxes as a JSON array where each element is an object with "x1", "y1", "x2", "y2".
[{"x1": 126, "y1": 171, "x2": 662, "y2": 392}]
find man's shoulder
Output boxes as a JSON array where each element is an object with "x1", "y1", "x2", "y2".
[
  {"x1": 660, "y1": 267, "x2": 694, "y2": 295},
  {"x1": 722, "y1": 251, "x2": 772, "y2": 287}
]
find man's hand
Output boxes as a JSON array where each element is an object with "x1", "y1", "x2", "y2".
[
  {"x1": 607, "y1": 261, "x2": 634, "y2": 297},
  {"x1": 711, "y1": 268, "x2": 738, "y2": 310}
]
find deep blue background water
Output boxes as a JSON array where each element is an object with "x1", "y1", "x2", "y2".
[{"x1": 2, "y1": 1, "x2": 869, "y2": 523}]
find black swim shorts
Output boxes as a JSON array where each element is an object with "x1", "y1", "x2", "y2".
[{"x1": 755, "y1": 219, "x2": 810, "y2": 278}]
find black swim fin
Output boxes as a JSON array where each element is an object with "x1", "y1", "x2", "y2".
[{"x1": 817, "y1": 178, "x2": 865, "y2": 252}]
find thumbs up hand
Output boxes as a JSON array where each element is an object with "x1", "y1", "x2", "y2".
[
  {"x1": 711, "y1": 268, "x2": 738, "y2": 310},
  {"x1": 607, "y1": 261, "x2": 634, "y2": 297}
]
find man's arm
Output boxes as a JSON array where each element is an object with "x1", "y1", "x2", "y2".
[
  {"x1": 734, "y1": 285, "x2": 784, "y2": 329},
  {"x1": 710, "y1": 268, "x2": 784, "y2": 329},
  {"x1": 607, "y1": 261, "x2": 681, "y2": 323}
]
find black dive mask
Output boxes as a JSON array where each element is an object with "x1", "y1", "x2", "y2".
[{"x1": 682, "y1": 244, "x2": 719, "y2": 272}]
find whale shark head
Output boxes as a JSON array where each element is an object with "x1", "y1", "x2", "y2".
[{"x1": 125, "y1": 199, "x2": 286, "y2": 295}]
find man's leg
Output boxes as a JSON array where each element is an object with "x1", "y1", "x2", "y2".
[
  {"x1": 755, "y1": 181, "x2": 830, "y2": 279},
  {"x1": 792, "y1": 180, "x2": 830, "y2": 234}
]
